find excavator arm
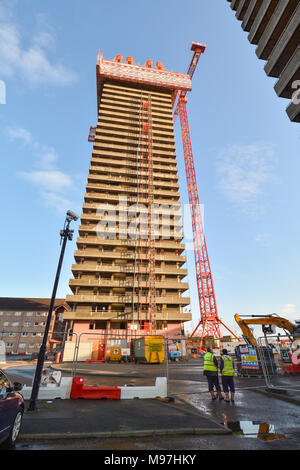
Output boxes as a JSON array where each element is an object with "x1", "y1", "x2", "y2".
[
  {"x1": 234, "y1": 314, "x2": 257, "y2": 346},
  {"x1": 234, "y1": 313, "x2": 297, "y2": 346}
]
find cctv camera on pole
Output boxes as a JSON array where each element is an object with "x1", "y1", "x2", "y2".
[{"x1": 28, "y1": 210, "x2": 79, "y2": 411}]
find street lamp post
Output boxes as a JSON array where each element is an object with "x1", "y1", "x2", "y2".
[{"x1": 28, "y1": 210, "x2": 78, "y2": 411}]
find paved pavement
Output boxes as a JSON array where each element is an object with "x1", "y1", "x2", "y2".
[
  {"x1": 1, "y1": 360, "x2": 230, "y2": 440},
  {"x1": 20, "y1": 396, "x2": 230, "y2": 440}
]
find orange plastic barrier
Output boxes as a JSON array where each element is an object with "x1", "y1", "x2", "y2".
[{"x1": 70, "y1": 377, "x2": 121, "y2": 400}]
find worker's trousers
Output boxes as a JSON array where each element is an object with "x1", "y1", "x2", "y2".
[
  {"x1": 221, "y1": 376, "x2": 235, "y2": 393},
  {"x1": 206, "y1": 375, "x2": 221, "y2": 392}
]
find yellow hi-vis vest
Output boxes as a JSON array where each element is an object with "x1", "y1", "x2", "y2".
[
  {"x1": 203, "y1": 352, "x2": 218, "y2": 372},
  {"x1": 221, "y1": 355, "x2": 234, "y2": 376}
]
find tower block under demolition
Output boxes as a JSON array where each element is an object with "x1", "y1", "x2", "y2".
[{"x1": 64, "y1": 52, "x2": 193, "y2": 337}]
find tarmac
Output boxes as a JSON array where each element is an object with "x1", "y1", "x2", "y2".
[
  {"x1": 20, "y1": 396, "x2": 231, "y2": 440},
  {"x1": 3, "y1": 359, "x2": 300, "y2": 443}
]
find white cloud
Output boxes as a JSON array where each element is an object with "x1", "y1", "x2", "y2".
[
  {"x1": 216, "y1": 143, "x2": 278, "y2": 216},
  {"x1": 0, "y1": 23, "x2": 20, "y2": 76},
  {"x1": 40, "y1": 191, "x2": 73, "y2": 214},
  {"x1": 34, "y1": 148, "x2": 58, "y2": 170},
  {"x1": 10, "y1": 125, "x2": 76, "y2": 213},
  {"x1": 19, "y1": 170, "x2": 73, "y2": 192},
  {"x1": 6, "y1": 126, "x2": 32, "y2": 144},
  {"x1": 20, "y1": 46, "x2": 76, "y2": 86},
  {"x1": 0, "y1": 9, "x2": 76, "y2": 86},
  {"x1": 254, "y1": 232, "x2": 271, "y2": 246},
  {"x1": 33, "y1": 13, "x2": 56, "y2": 51}
]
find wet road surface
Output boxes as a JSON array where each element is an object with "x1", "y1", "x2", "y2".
[{"x1": 2, "y1": 359, "x2": 300, "y2": 450}]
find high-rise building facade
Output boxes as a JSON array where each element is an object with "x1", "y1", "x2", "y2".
[
  {"x1": 226, "y1": 0, "x2": 300, "y2": 123},
  {"x1": 64, "y1": 52, "x2": 193, "y2": 338}
]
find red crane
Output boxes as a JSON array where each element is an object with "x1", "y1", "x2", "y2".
[{"x1": 173, "y1": 43, "x2": 238, "y2": 349}]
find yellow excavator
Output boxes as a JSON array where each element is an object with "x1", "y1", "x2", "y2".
[
  {"x1": 234, "y1": 313, "x2": 300, "y2": 374},
  {"x1": 234, "y1": 313, "x2": 300, "y2": 347}
]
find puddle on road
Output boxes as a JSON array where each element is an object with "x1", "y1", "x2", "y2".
[{"x1": 223, "y1": 421, "x2": 291, "y2": 441}]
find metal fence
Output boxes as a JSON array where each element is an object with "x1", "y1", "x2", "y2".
[
  {"x1": 256, "y1": 334, "x2": 300, "y2": 393},
  {"x1": 2, "y1": 329, "x2": 299, "y2": 398},
  {"x1": 164, "y1": 337, "x2": 283, "y2": 397},
  {"x1": 68, "y1": 332, "x2": 169, "y2": 391}
]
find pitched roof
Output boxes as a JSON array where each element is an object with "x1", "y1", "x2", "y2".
[{"x1": 0, "y1": 297, "x2": 67, "y2": 312}]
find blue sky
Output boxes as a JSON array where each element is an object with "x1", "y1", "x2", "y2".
[{"x1": 1, "y1": 0, "x2": 300, "y2": 336}]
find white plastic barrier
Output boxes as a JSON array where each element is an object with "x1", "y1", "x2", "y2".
[
  {"x1": 120, "y1": 377, "x2": 167, "y2": 400},
  {"x1": 21, "y1": 377, "x2": 73, "y2": 400}
]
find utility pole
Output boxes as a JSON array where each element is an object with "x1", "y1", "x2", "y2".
[{"x1": 28, "y1": 210, "x2": 78, "y2": 411}]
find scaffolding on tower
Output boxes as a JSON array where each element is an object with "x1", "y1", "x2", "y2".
[{"x1": 138, "y1": 95, "x2": 156, "y2": 334}]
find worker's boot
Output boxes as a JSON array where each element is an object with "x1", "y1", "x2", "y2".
[
  {"x1": 218, "y1": 391, "x2": 224, "y2": 400},
  {"x1": 210, "y1": 391, "x2": 217, "y2": 400},
  {"x1": 230, "y1": 392, "x2": 235, "y2": 403},
  {"x1": 224, "y1": 393, "x2": 230, "y2": 403}
]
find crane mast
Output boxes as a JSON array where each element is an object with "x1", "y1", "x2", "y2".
[{"x1": 174, "y1": 43, "x2": 238, "y2": 348}]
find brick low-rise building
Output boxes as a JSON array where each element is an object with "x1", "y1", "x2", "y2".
[{"x1": 0, "y1": 298, "x2": 68, "y2": 355}]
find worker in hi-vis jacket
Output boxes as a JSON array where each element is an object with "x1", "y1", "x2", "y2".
[
  {"x1": 203, "y1": 348, "x2": 224, "y2": 401},
  {"x1": 219, "y1": 348, "x2": 235, "y2": 403}
]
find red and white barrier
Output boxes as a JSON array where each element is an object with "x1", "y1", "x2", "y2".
[
  {"x1": 70, "y1": 376, "x2": 167, "y2": 400},
  {"x1": 70, "y1": 377, "x2": 121, "y2": 399},
  {"x1": 21, "y1": 375, "x2": 167, "y2": 400}
]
